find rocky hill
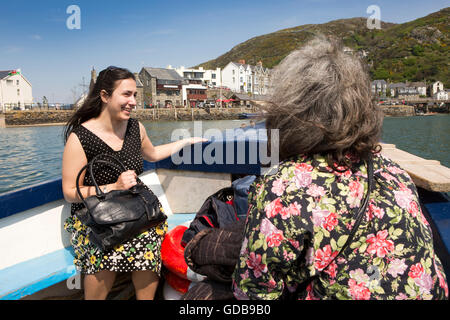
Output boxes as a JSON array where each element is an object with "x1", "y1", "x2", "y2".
[{"x1": 196, "y1": 7, "x2": 449, "y2": 87}]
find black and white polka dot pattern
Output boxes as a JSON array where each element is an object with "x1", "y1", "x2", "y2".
[{"x1": 64, "y1": 118, "x2": 167, "y2": 275}]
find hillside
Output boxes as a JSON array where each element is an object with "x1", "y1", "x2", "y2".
[{"x1": 196, "y1": 7, "x2": 449, "y2": 87}]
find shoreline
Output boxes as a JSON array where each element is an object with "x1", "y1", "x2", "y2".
[{"x1": 2, "y1": 108, "x2": 448, "y2": 128}]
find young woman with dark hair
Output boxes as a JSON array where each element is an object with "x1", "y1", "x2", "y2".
[{"x1": 62, "y1": 66, "x2": 205, "y2": 300}]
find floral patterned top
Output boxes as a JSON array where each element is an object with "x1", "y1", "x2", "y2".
[{"x1": 232, "y1": 153, "x2": 448, "y2": 300}]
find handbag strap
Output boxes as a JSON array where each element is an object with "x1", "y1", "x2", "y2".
[
  {"x1": 75, "y1": 153, "x2": 129, "y2": 203},
  {"x1": 295, "y1": 157, "x2": 374, "y2": 299},
  {"x1": 332, "y1": 156, "x2": 374, "y2": 262}
]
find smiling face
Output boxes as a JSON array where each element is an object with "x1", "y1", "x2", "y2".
[{"x1": 100, "y1": 78, "x2": 137, "y2": 121}]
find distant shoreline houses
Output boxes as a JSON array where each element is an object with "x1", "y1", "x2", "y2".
[
  {"x1": 133, "y1": 61, "x2": 272, "y2": 109},
  {"x1": 2, "y1": 63, "x2": 448, "y2": 112},
  {"x1": 371, "y1": 79, "x2": 448, "y2": 101}
]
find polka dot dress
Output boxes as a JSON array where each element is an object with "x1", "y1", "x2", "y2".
[{"x1": 64, "y1": 118, "x2": 168, "y2": 275}]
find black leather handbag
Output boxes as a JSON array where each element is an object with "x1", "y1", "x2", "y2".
[{"x1": 74, "y1": 153, "x2": 167, "y2": 251}]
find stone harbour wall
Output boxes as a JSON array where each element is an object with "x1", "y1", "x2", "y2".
[
  {"x1": 3, "y1": 107, "x2": 258, "y2": 126},
  {"x1": 380, "y1": 105, "x2": 416, "y2": 117}
]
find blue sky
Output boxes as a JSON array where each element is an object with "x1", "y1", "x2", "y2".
[{"x1": 0, "y1": 0, "x2": 448, "y2": 103}]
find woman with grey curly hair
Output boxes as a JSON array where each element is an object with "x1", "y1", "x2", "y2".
[{"x1": 232, "y1": 37, "x2": 448, "y2": 300}]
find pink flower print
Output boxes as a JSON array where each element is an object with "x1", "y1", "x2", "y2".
[
  {"x1": 387, "y1": 258, "x2": 408, "y2": 278},
  {"x1": 289, "y1": 239, "x2": 300, "y2": 250},
  {"x1": 347, "y1": 180, "x2": 364, "y2": 208},
  {"x1": 246, "y1": 252, "x2": 268, "y2": 278},
  {"x1": 283, "y1": 250, "x2": 295, "y2": 262},
  {"x1": 348, "y1": 279, "x2": 371, "y2": 300},
  {"x1": 366, "y1": 230, "x2": 395, "y2": 258},
  {"x1": 324, "y1": 260, "x2": 338, "y2": 279},
  {"x1": 419, "y1": 211, "x2": 430, "y2": 226},
  {"x1": 295, "y1": 162, "x2": 313, "y2": 172},
  {"x1": 314, "y1": 245, "x2": 338, "y2": 271},
  {"x1": 271, "y1": 178, "x2": 286, "y2": 197},
  {"x1": 260, "y1": 218, "x2": 284, "y2": 248},
  {"x1": 394, "y1": 189, "x2": 414, "y2": 209},
  {"x1": 294, "y1": 171, "x2": 313, "y2": 188},
  {"x1": 259, "y1": 278, "x2": 277, "y2": 292},
  {"x1": 305, "y1": 283, "x2": 320, "y2": 300},
  {"x1": 260, "y1": 218, "x2": 278, "y2": 237},
  {"x1": 305, "y1": 247, "x2": 315, "y2": 266},
  {"x1": 280, "y1": 202, "x2": 301, "y2": 219},
  {"x1": 322, "y1": 211, "x2": 338, "y2": 231},
  {"x1": 387, "y1": 166, "x2": 404, "y2": 175},
  {"x1": 306, "y1": 184, "x2": 326, "y2": 198},
  {"x1": 367, "y1": 203, "x2": 385, "y2": 221},
  {"x1": 415, "y1": 272, "x2": 433, "y2": 295},
  {"x1": 239, "y1": 237, "x2": 249, "y2": 256},
  {"x1": 434, "y1": 260, "x2": 449, "y2": 297},
  {"x1": 349, "y1": 268, "x2": 370, "y2": 284},
  {"x1": 407, "y1": 200, "x2": 419, "y2": 218},
  {"x1": 380, "y1": 171, "x2": 397, "y2": 182},
  {"x1": 240, "y1": 269, "x2": 250, "y2": 280},
  {"x1": 408, "y1": 262, "x2": 424, "y2": 279},
  {"x1": 311, "y1": 208, "x2": 330, "y2": 227},
  {"x1": 264, "y1": 198, "x2": 283, "y2": 218},
  {"x1": 395, "y1": 293, "x2": 408, "y2": 300},
  {"x1": 267, "y1": 231, "x2": 284, "y2": 247}
]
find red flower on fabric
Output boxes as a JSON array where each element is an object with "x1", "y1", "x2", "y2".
[
  {"x1": 267, "y1": 231, "x2": 284, "y2": 247},
  {"x1": 314, "y1": 245, "x2": 338, "y2": 271},
  {"x1": 264, "y1": 198, "x2": 283, "y2": 218},
  {"x1": 295, "y1": 163, "x2": 313, "y2": 172},
  {"x1": 280, "y1": 202, "x2": 301, "y2": 219},
  {"x1": 408, "y1": 262, "x2": 424, "y2": 279},
  {"x1": 322, "y1": 211, "x2": 339, "y2": 231},
  {"x1": 246, "y1": 252, "x2": 268, "y2": 278},
  {"x1": 324, "y1": 260, "x2": 338, "y2": 279},
  {"x1": 348, "y1": 279, "x2": 371, "y2": 300},
  {"x1": 407, "y1": 201, "x2": 420, "y2": 218},
  {"x1": 366, "y1": 230, "x2": 395, "y2": 258}
]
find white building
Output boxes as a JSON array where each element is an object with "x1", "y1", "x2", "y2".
[
  {"x1": 433, "y1": 90, "x2": 448, "y2": 100},
  {"x1": 168, "y1": 65, "x2": 222, "y2": 87},
  {"x1": 0, "y1": 69, "x2": 33, "y2": 111},
  {"x1": 429, "y1": 81, "x2": 444, "y2": 96},
  {"x1": 221, "y1": 60, "x2": 271, "y2": 94}
]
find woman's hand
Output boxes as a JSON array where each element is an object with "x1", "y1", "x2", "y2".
[
  {"x1": 185, "y1": 137, "x2": 209, "y2": 145},
  {"x1": 113, "y1": 170, "x2": 138, "y2": 190}
]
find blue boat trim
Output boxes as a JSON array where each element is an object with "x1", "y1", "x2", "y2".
[{"x1": 0, "y1": 247, "x2": 77, "y2": 300}]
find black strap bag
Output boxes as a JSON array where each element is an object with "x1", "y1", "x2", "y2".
[{"x1": 74, "y1": 153, "x2": 167, "y2": 251}]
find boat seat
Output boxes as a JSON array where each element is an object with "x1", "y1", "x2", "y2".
[
  {"x1": 0, "y1": 213, "x2": 196, "y2": 300},
  {"x1": 0, "y1": 247, "x2": 77, "y2": 300}
]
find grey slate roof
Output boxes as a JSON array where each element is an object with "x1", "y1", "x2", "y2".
[
  {"x1": 0, "y1": 70, "x2": 12, "y2": 79},
  {"x1": 143, "y1": 67, "x2": 183, "y2": 81}
]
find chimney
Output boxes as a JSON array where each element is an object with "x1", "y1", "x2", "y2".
[
  {"x1": 257, "y1": 60, "x2": 263, "y2": 67},
  {"x1": 238, "y1": 59, "x2": 246, "y2": 65}
]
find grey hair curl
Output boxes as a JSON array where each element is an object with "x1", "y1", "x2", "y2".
[{"x1": 263, "y1": 36, "x2": 383, "y2": 168}]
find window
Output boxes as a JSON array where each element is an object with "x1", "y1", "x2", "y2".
[
  {"x1": 232, "y1": 70, "x2": 235, "y2": 75},
  {"x1": 17, "y1": 89, "x2": 20, "y2": 96},
  {"x1": 212, "y1": 73, "x2": 216, "y2": 79},
  {"x1": 16, "y1": 80, "x2": 19, "y2": 85},
  {"x1": 232, "y1": 77, "x2": 235, "y2": 83}
]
